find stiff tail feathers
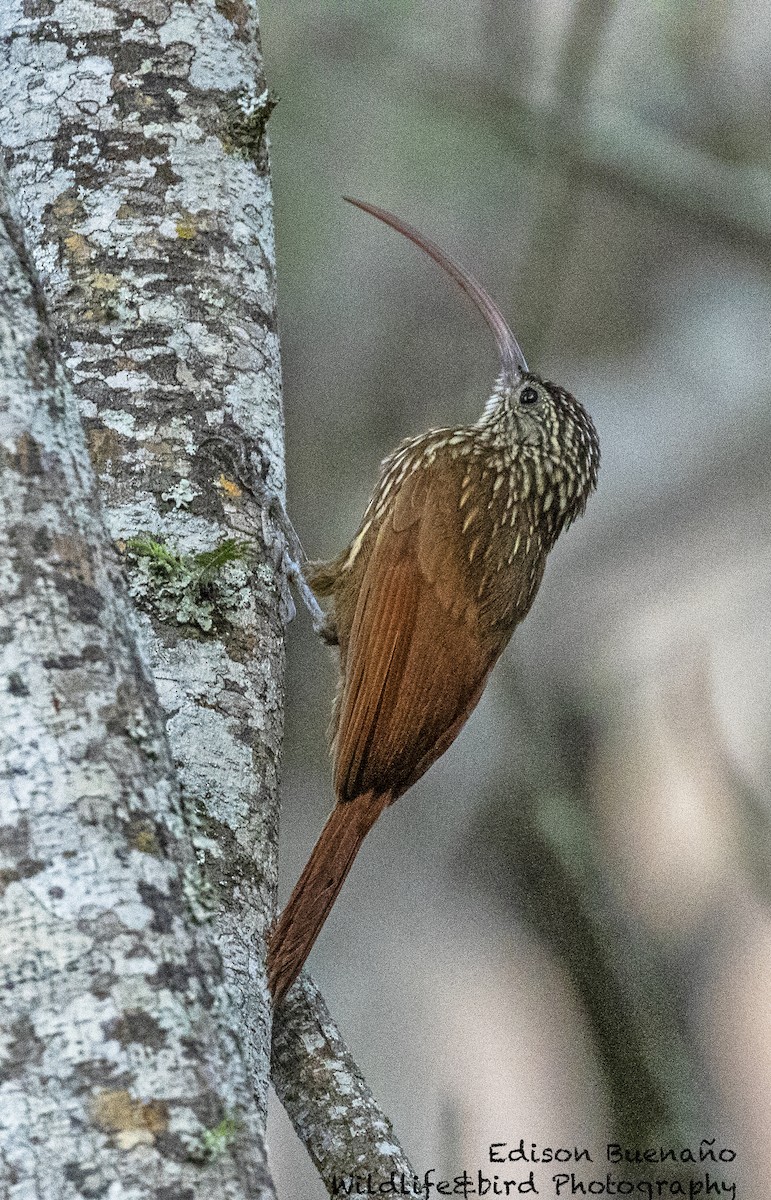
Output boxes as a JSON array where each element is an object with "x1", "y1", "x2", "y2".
[{"x1": 267, "y1": 790, "x2": 390, "y2": 1004}]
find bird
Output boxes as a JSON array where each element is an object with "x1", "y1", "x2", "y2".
[{"x1": 267, "y1": 198, "x2": 600, "y2": 1004}]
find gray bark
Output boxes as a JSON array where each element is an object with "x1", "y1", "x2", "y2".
[
  {"x1": 0, "y1": 0, "x2": 285, "y2": 1118},
  {"x1": 0, "y1": 178, "x2": 274, "y2": 1197},
  {"x1": 272, "y1": 977, "x2": 416, "y2": 1193}
]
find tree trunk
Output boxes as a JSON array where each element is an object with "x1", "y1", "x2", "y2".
[
  {"x1": 0, "y1": 174, "x2": 274, "y2": 1198},
  {"x1": 1, "y1": 0, "x2": 285, "y2": 1118}
]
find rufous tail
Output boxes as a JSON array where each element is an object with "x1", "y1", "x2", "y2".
[{"x1": 268, "y1": 790, "x2": 390, "y2": 1004}]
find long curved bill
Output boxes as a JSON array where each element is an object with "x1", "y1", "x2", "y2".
[{"x1": 344, "y1": 196, "x2": 528, "y2": 382}]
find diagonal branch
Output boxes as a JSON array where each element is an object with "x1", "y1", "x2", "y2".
[{"x1": 272, "y1": 975, "x2": 417, "y2": 1194}]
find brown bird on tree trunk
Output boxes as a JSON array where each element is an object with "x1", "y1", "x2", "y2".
[{"x1": 267, "y1": 198, "x2": 600, "y2": 1004}]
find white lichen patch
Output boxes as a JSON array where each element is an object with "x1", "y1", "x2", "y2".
[
  {"x1": 161, "y1": 478, "x2": 198, "y2": 509},
  {"x1": 300, "y1": 1031, "x2": 327, "y2": 1056},
  {"x1": 182, "y1": 862, "x2": 218, "y2": 922},
  {"x1": 100, "y1": 406, "x2": 139, "y2": 432},
  {"x1": 159, "y1": 415, "x2": 198, "y2": 455},
  {"x1": 191, "y1": 825, "x2": 223, "y2": 862},
  {"x1": 166, "y1": 135, "x2": 232, "y2": 206},
  {"x1": 10, "y1": 35, "x2": 69, "y2": 71},
  {"x1": 198, "y1": 284, "x2": 227, "y2": 311},
  {"x1": 78, "y1": 188, "x2": 125, "y2": 236},
  {"x1": 34, "y1": 992, "x2": 118, "y2": 1059},
  {"x1": 0, "y1": 886, "x2": 93, "y2": 987},
  {"x1": 45, "y1": 0, "x2": 118, "y2": 32},
  {"x1": 175, "y1": 320, "x2": 223, "y2": 358},
  {"x1": 237, "y1": 83, "x2": 267, "y2": 117},
  {"x1": 58, "y1": 55, "x2": 115, "y2": 119},
  {"x1": 169, "y1": 702, "x2": 254, "y2": 827}
]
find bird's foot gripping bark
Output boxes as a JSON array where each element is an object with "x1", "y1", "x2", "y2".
[
  {"x1": 200, "y1": 431, "x2": 329, "y2": 637},
  {"x1": 281, "y1": 548, "x2": 330, "y2": 638}
]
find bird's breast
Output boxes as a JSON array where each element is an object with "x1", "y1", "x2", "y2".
[{"x1": 450, "y1": 454, "x2": 553, "y2": 639}]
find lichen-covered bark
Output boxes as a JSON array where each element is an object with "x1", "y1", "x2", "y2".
[
  {"x1": 272, "y1": 977, "x2": 417, "y2": 1195},
  {"x1": 0, "y1": 0, "x2": 285, "y2": 1115},
  {"x1": 0, "y1": 180, "x2": 274, "y2": 1197}
]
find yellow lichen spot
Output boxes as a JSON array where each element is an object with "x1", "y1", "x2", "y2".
[
  {"x1": 91, "y1": 272, "x2": 120, "y2": 292},
  {"x1": 134, "y1": 828, "x2": 161, "y2": 855},
  {"x1": 52, "y1": 195, "x2": 79, "y2": 220},
  {"x1": 91, "y1": 1089, "x2": 168, "y2": 1150},
  {"x1": 63, "y1": 233, "x2": 91, "y2": 263},
  {"x1": 217, "y1": 474, "x2": 242, "y2": 499},
  {"x1": 176, "y1": 217, "x2": 198, "y2": 240},
  {"x1": 116, "y1": 1129, "x2": 153, "y2": 1150}
]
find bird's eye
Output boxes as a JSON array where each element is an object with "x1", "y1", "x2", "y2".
[{"x1": 519, "y1": 385, "x2": 539, "y2": 405}]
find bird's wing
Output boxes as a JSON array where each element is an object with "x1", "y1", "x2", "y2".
[{"x1": 333, "y1": 462, "x2": 504, "y2": 803}]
